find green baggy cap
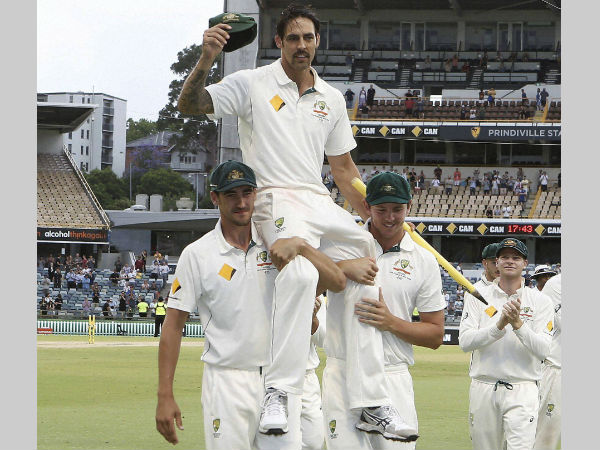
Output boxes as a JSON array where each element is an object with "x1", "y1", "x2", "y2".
[{"x1": 209, "y1": 12, "x2": 257, "y2": 53}]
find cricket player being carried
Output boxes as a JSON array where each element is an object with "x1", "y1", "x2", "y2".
[
  {"x1": 459, "y1": 238, "x2": 555, "y2": 450},
  {"x1": 178, "y1": 2, "x2": 412, "y2": 441},
  {"x1": 155, "y1": 161, "x2": 346, "y2": 450}
]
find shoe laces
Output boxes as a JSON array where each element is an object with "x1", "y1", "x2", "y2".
[{"x1": 262, "y1": 389, "x2": 287, "y2": 415}]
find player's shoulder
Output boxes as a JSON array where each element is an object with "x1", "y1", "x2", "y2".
[{"x1": 180, "y1": 230, "x2": 219, "y2": 257}]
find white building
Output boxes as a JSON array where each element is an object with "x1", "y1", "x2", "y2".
[{"x1": 37, "y1": 92, "x2": 127, "y2": 177}]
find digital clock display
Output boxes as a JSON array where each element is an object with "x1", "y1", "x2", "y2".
[{"x1": 507, "y1": 225, "x2": 534, "y2": 233}]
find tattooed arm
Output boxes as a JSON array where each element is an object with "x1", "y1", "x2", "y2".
[{"x1": 177, "y1": 23, "x2": 231, "y2": 115}]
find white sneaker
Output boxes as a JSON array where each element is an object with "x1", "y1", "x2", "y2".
[
  {"x1": 355, "y1": 405, "x2": 419, "y2": 441},
  {"x1": 258, "y1": 388, "x2": 289, "y2": 435}
]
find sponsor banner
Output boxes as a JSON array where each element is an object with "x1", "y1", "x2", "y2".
[
  {"x1": 412, "y1": 220, "x2": 561, "y2": 237},
  {"x1": 351, "y1": 124, "x2": 561, "y2": 141},
  {"x1": 37, "y1": 227, "x2": 109, "y2": 243},
  {"x1": 442, "y1": 328, "x2": 460, "y2": 345}
]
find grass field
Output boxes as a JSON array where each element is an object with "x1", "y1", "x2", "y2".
[{"x1": 37, "y1": 335, "x2": 473, "y2": 450}]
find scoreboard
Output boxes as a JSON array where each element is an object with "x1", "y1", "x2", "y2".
[{"x1": 406, "y1": 218, "x2": 561, "y2": 237}]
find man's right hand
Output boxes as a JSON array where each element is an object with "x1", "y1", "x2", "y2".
[
  {"x1": 202, "y1": 23, "x2": 232, "y2": 61},
  {"x1": 156, "y1": 395, "x2": 184, "y2": 445}
]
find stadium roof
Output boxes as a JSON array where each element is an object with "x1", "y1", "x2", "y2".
[
  {"x1": 258, "y1": 0, "x2": 560, "y2": 12},
  {"x1": 37, "y1": 102, "x2": 96, "y2": 133}
]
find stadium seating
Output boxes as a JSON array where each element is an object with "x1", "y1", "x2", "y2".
[{"x1": 37, "y1": 154, "x2": 107, "y2": 228}]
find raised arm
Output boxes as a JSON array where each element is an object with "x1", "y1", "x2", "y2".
[{"x1": 177, "y1": 23, "x2": 231, "y2": 115}]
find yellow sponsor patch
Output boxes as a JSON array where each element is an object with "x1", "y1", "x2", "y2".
[
  {"x1": 269, "y1": 95, "x2": 285, "y2": 111},
  {"x1": 547, "y1": 321, "x2": 553, "y2": 332},
  {"x1": 218, "y1": 264, "x2": 236, "y2": 281},
  {"x1": 485, "y1": 305, "x2": 498, "y2": 317},
  {"x1": 171, "y1": 277, "x2": 181, "y2": 295}
]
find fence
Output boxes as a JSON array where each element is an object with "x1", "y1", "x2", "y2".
[{"x1": 37, "y1": 319, "x2": 204, "y2": 337}]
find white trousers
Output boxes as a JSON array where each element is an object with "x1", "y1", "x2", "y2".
[
  {"x1": 533, "y1": 364, "x2": 561, "y2": 450},
  {"x1": 201, "y1": 364, "x2": 302, "y2": 450},
  {"x1": 254, "y1": 188, "x2": 388, "y2": 406},
  {"x1": 469, "y1": 379, "x2": 539, "y2": 450},
  {"x1": 301, "y1": 369, "x2": 324, "y2": 450}
]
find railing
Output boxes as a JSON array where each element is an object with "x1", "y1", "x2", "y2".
[
  {"x1": 63, "y1": 146, "x2": 111, "y2": 228},
  {"x1": 102, "y1": 122, "x2": 114, "y2": 132},
  {"x1": 37, "y1": 318, "x2": 204, "y2": 337}
]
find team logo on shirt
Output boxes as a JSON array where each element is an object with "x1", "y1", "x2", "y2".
[
  {"x1": 328, "y1": 420, "x2": 338, "y2": 439},
  {"x1": 270, "y1": 94, "x2": 286, "y2": 112},
  {"x1": 256, "y1": 251, "x2": 275, "y2": 272},
  {"x1": 171, "y1": 277, "x2": 181, "y2": 295},
  {"x1": 218, "y1": 264, "x2": 236, "y2": 281},
  {"x1": 311, "y1": 99, "x2": 331, "y2": 122},
  {"x1": 546, "y1": 403, "x2": 555, "y2": 417},
  {"x1": 391, "y1": 258, "x2": 412, "y2": 280},
  {"x1": 213, "y1": 418, "x2": 221, "y2": 438},
  {"x1": 274, "y1": 217, "x2": 287, "y2": 233}
]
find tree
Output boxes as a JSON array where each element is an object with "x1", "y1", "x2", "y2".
[
  {"x1": 126, "y1": 118, "x2": 158, "y2": 143},
  {"x1": 85, "y1": 168, "x2": 131, "y2": 210},
  {"x1": 157, "y1": 44, "x2": 220, "y2": 169},
  {"x1": 138, "y1": 168, "x2": 194, "y2": 200}
]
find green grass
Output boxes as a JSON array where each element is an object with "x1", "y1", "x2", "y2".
[{"x1": 37, "y1": 335, "x2": 473, "y2": 449}]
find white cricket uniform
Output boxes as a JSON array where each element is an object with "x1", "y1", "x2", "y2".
[
  {"x1": 207, "y1": 59, "x2": 389, "y2": 409},
  {"x1": 324, "y1": 225, "x2": 445, "y2": 450},
  {"x1": 302, "y1": 300, "x2": 326, "y2": 450},
  {"x1": 459, "y1": 279, "x2": 555, "y2": 450},
  {"x1": 534, "y1": 274, "x2": 561, "y2": 450},
  {"x1": 167, "y1": 220, "x2": 302, "y2": 450},
  {"x1": 473, "y1": 273, "x2": 495, "y2": 291}
]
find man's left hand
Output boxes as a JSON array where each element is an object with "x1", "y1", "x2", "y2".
[{"x1": 354, "y1": 287, "x2": 394, "y2": 332}]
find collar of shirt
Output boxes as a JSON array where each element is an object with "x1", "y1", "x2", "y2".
[
  {"x1": 362, "y1": 218, "x2": 416, "y2": 255},
  {"x1": 491, "y1": 277, "x2": 525, "y2": 296},
  {"x1": 272, "y1": 58, "x2": 326, "y2": 94},
  {"x1": 214, "y1": 219, "x2": 262, "y2": 255}
]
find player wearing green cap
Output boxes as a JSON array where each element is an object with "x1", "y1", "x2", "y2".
[
  {"x1": 474, "y1": 243, "x2": 500, "y2": 290},
  {"x1": 459, "y1": 238, "x2": 555, "y2": 450}
]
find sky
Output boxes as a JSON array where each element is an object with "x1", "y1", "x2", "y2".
[{"x1": 37, "y1": 0, "x2": 225, "y2": 121}]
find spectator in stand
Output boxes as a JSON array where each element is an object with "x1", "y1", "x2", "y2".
[
  {"x1": 444, "y1": 59, "x2": 452, "y2": 72},
  {"x1": 502, "y1": 204, "x2": 512, "y2": 218},
  {"x1": 160, "y1": 261, "x2": 170, "y2": 286},
  {"x1": 366, "y1": 84, "x2": 376, "y2": 107},
  {"x1": 540, "y1": 88, "x2": 549, "y2": 108},
  {"x1": 151, "y1": 280, "x2": 158, "y2": 292},
  {"x1": 92, "y1": 289, "x2": 100, "y2": 307},
  {"x1": 479, "y1": 89, "x2": 485, "y2": 101},
  {"x1": 75, "y1": 270, "x2": 84, "y2": 290},
  {"x1": 416, "y1": 97, "x2": 425, "y2": 118},
  {"x1": 82, "y1": 297, "x2": 91, "y2": 316},
  {"x1": 461, "y1": 61, "x2": 470, "y2": 73},
  {"x1": 409, "y1": 169, "x2": 417, "y2": 189},
  {"x1": 150, "y1": 261, "x2": 160, "y2": 280},
  {"x1": 149, "y1": 298, "x2": 157, "y2": 318},
  {"x1": 82, "y1": 272, "x2": 91, "y2": 292},
  {"x1": 54, "y1": 293, "x2": 63, "y2": 312},
  {"x1": 109, "y1": 270, "x2": 120, "y2": 286},
  {"x1": 536, "y1": 88, "x2": 542, "y2": 110},
  {"x1": 454, "y1": 299, "x2": 463, "y2": 318},
  {"x1": 127, "y1": 294, "x2": 136, "y2": 319},
  {"x1": 73, "y1": 253, "x2": 82, "y2": 266},
  {"x1": 141, "y1": 279, "x2": 150, "y2": 292},
  {"x1": 66, "y1": 269, "x2": 76, "y2": 289},
  {"x1": 434, "y1": 165, "x2": 442, "y2": 180},
  {"x1": 521, "y1": 89, "x2": 528, "y2": 104},
  {"x1": 447, "y1": 299, "x2": 455, "y2": 317},
  {"x1": 431, "y1": 177, "x2": 441, "y2": 190},
  {"x1": 41, "y1": 274, "x2": 51, "y2": 297},
  {"x1": 491, "y1": 176, "x2": 500, "y2": 195},
  {"x1": 493, "y1": 204, "x2": 501, "y2": 217},
  {"x1": 469, "y1": 108, "x2": 477, "y2": 119},
  {"x1": 87, "y1": 256, "x2": 95, "y2": 271},
  {"x1": 507, "y1": 177, "x2": 516, "y2": 193},
  {"x1": 486, "y1": 207, "x2": 493, "y2": 218},
  {"x1": 102, "y1": 299, "x2": 112, "y2": 318},
  {"x1": 470, "y1": 178, "x2": 477, "y2": 195},
  {"x1": 453, "y1": 168, "x2": 462, "y2": 186},
  {"x1": 452, "y1": 54, "x2": 459, "y2": 71},
  {"x1": 344, "y1": 88, "x2": 355, "y2": 109},
  {"x1": 518, "y1": 187, "x2": 527, "y2": 207},
  {"x1": 456, "y1": 263, "x2": 463, "y2": 274},
  {"x1": 483, "y1": 176, "x2": 491, "y2": 195},
  {"x1": 40, "y1": 295, "x2": 49, "y2": 316},
  {"x1": 134, "y1": 255, "x2": 144, "y2": 273},
  {"x1": 358, "y1": 86, "x2": 367, "y2": 109},
  {"x1": 519, "y1": 104, "x2": 529, "y2": 120},
  {"x1": 445, "y1": 176, "x2": 453, "y2": 195},
  {"x1": 424, "y1": 55, "x2": 432, "y2": 69},
  {"x1": 460, "y1": 105, "x2": 467, "y2": 120},
  {"x1": 405, "y1": 95, "x2": 414, "y2": 116},
  {"x1": 488, "y1": 87, "x2": 496, "y2": 102},
  {"x1": 360, "y1": 168, "x2": 369, "y2": 183},
  {"x1": 419, "y1": 170, "x2": 426, "y2": 186},
  {"x1": 540, "y1": 171, "x2": 549, "y2": 192}
]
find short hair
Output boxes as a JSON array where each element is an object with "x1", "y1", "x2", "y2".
[{"x1": 276, "y1": 3, "x2": 320, "y2": 39}]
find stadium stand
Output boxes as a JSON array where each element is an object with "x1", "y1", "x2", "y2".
[{"x1": 37, "y1": 152, "x2": 110, "y2": 229}]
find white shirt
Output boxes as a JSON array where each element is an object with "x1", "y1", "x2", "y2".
[
  {"x1": 370, "y1": 223, "x2": 445, "y2": 366},
  {"x1": 459, "y1": 279, "x2": 554, "y2": 382},
  {"x1": 206, "y1": 59, "x2": 356, "y2": 195},
  {"x1": 473, "y1": 273, "x2": 495, "y2": 291},
  {"x1": 542, "y1": 274, "x2": 561, "y2": 368},
  {"x1": 167, "y1": 220, "x2": 278, "y2": 370},
  {"x1": 159, "y1": 264, "x2": 169, "y2": 275}
]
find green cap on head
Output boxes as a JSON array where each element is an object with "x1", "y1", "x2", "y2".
[
  {"x1": 366, "y1": 172, "x2": 412, "y2": 205},
  {"x1": 208, "y1": 12, "x2": 257, "y2": 53},
  {"x1": 496, "y1": 238, "x2": 528, "y2": 258},
  {"x1": 481, "y1": 243, "x2": 500, "y2": 260},
  {"x1": 210, "y1": 160, "x2": 257, "y2": 192}
]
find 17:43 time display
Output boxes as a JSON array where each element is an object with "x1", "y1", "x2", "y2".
[{"x1": 507, "y1": 224, "x2": 534, "y2": 233}]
